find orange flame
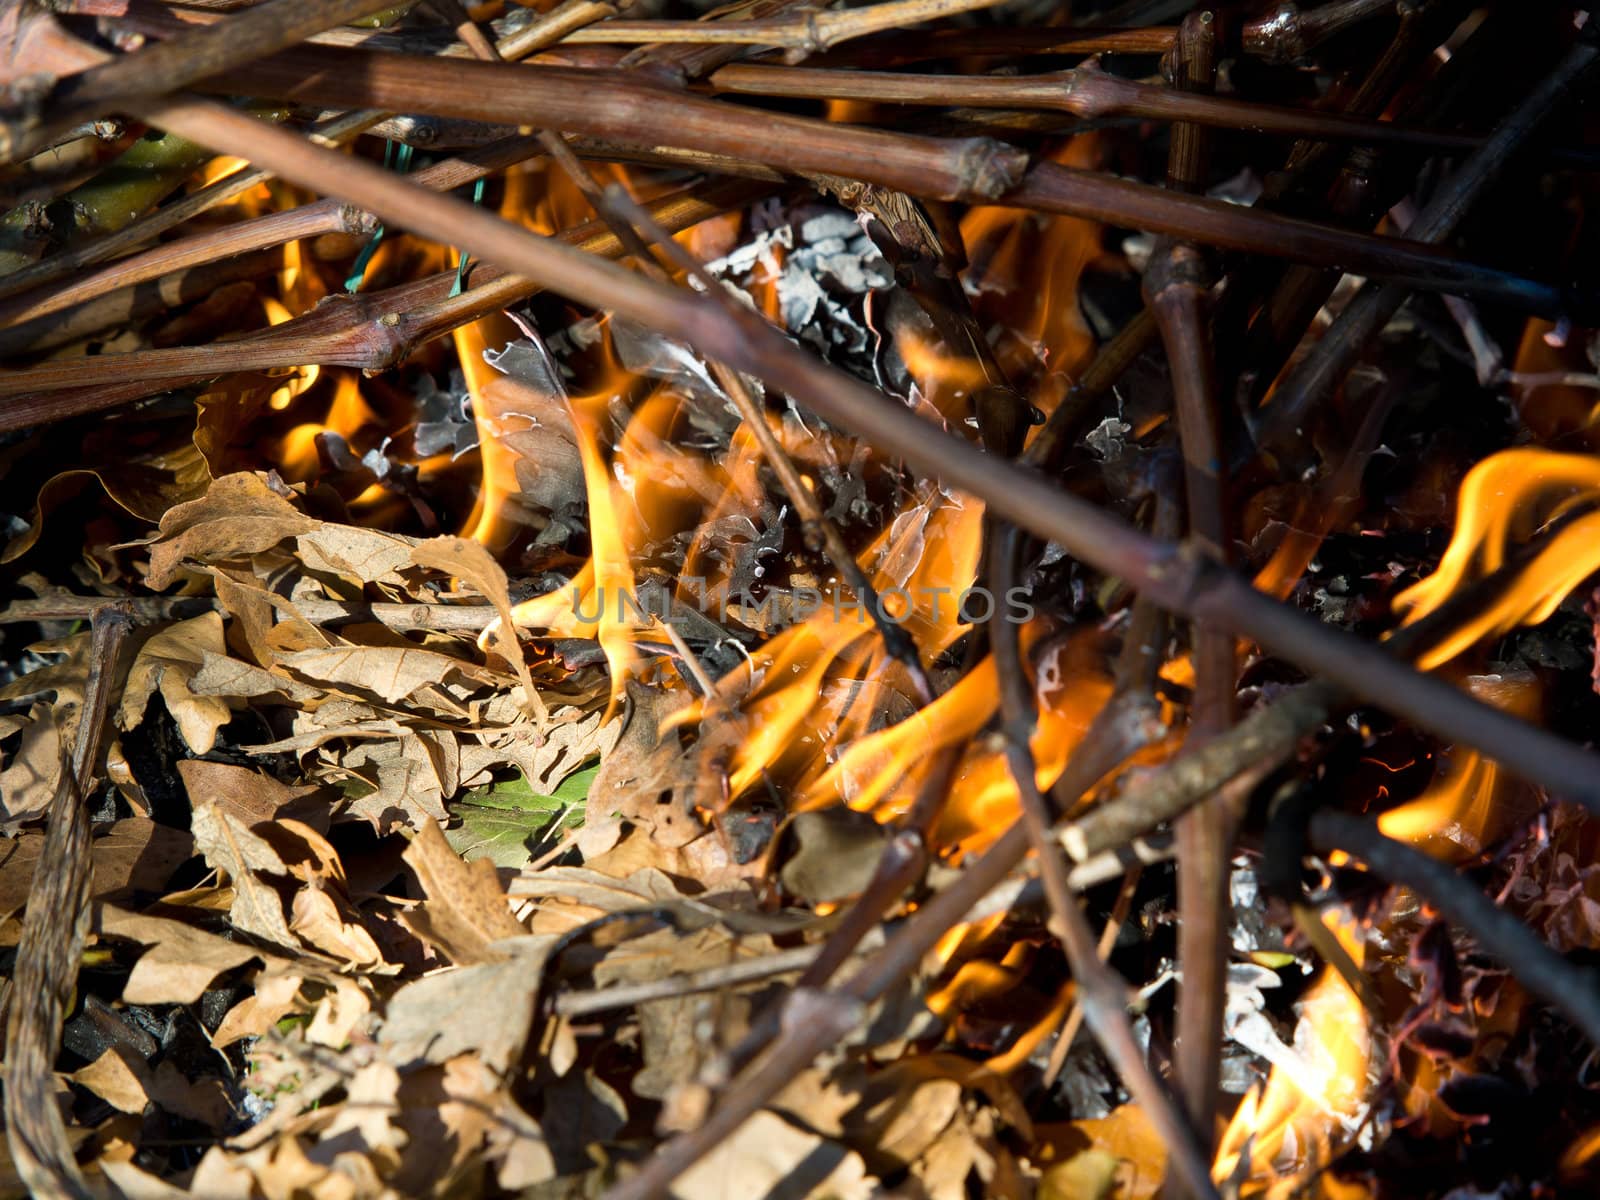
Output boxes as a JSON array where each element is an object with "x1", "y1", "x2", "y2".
[
  {"x1": 1215, "y1": 914, "x2": 1371, "y2": 1198},
  {"x1": 959, "y1": 136, "x2": 1104, "y2": 399},
  {"x1": 1377, "y1": 673, "x2": 1538, "y2": 860},
  {"x1": 273, "y1": 372, "x2": 376, "y2": 480},
  {"x1": 1392, "y1": 448, "x2": 1600, "y2": 668}
]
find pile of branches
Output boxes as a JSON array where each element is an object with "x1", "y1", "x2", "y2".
[{"x1": 2, "y1": 0, "x2": 1600, "y2": 1197}]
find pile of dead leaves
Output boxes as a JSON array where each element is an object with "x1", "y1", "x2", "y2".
[{"x1": 1, "y1": 470, "x2": 1132, "y2": 1199}]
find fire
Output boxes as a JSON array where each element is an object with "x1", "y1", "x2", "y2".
[
  {"x1": 799, "y1": 635, "x2": 1112, "y2": 854},
  {"x1": 1392, "y1": 448, "x2": 1600, "y2": 668},
  {"x1": 454, "y1": 313, "x2": 525, "y2": 549},
  {"x1": 1214, "y1": 914, "x2": 1372, "y2": 1198},
  {"x1": 505, "y1": 342, "x2": 665, "y2": 704},
  {"x1": 959, "y1": 136, "x2": 1105, "y2": 402},
  {"x1": 1377, "y1": 673, "x2": 1538, "y2": 860},
  {"x1": 273, "y1": 372, "x2": 377, "y2": 480}
]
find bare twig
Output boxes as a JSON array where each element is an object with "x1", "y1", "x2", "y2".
[
  {"x1": 0, "y1": 135, "x2": 544, "y2": 328},
  {"x1": 3, "y1": 0, "x2": 404, "y2": 162},
  {"x1": 1255, "y1": 29, "x2": 1600, "y2": 466},
  {"x1": 997, "y1": 688, "x2": 1218, "y2": 1200},
  {"x1": 556, "y1": 0, "x2": 1009, "y2": 52},
  {"x1": 708, "y1": 60, "x2": 1504, "y2": 153},
  {"x1": 4, "y1": 607, "x2": 133, "y2": 1200},
  {"x1": 206, "y1": 44, "x2": 1575, "y2": 312}
]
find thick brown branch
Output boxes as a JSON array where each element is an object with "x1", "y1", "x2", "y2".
[
  {"x1": 201, "y1": 45, "x2": 1573, "y2": 313},
  {"x1": 3, "y1": 608, "x2": 132, "y2": 1200}
]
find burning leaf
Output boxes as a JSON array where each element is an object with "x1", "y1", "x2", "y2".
[
  {"x1": 446, "y1": 764, "x2": 597, "y2": 868},
  {"x1": 1037, "y1": 1105, "x2": 1167, "y2": 1200},
  {"x1": 401, "y1": 818, "x2": 526, "y2": 963}
]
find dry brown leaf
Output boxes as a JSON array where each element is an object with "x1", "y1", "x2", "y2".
[
  {"x1": 669, "y1": 1111, "x2": 875, "y2": 1200},
  {"x1": 73, "y1": 1046, "x2": 150, "y2": 1115},
  {"x1": 96, "y1": 904, "x2": 287, "y2": 1004},
  {"x1": 296, "y1": 524, "x2": 416, "y2": 584},
  {"x1": 591, "y1": 922, "x2": 777, "y2": 1100},
  {"x1": 400, "y1": 819, "x2": 524, "y2": 964},
  {"x1": 118, "y1": 613, "x2": 235, "y2": 753},
  {"x1": 541, "y1": 1068, "x2": 628, "y2": 1175},
  {"x1": 410, "y1": 535, "x2": 543, "y2": 718},
  {"x1": 0, "y1": 702, "x2": 63, "y2": 826},
  {"x1": 212, "y1": 972, "x2": 304, "y2": 1048},
  {"x1": 587, "y1": 682, "x2": 715, "y2": 848},
  {"x1": 390, "y1": 1056, "x2": 505, "y2": 1196},
  {"x1": 148, "y1": 1061, "x2": 234, "y2": 1130},
  {"x1": 377, "y1": 937, "x2": 551, "y2": 1073},
  {"x1": 1035, "y1": 1105, "x2": 1167, "y2": 1200},
  {"x1": 212, "y1": 568, "x2": 331, "y2": 665},
  {"x1": 190, "y1": 795, "x2": 298, "y2": 948},
  {"x1": 188, "y1": 651, "x2": 322, "y2": 702},
  {"x1": 2, "y1": 428, "x2": 210, "y2": 563},
  {"x1": 290, "y1": 886, "x2": 385, "y2": 967},
  {"x1": 0, "y1": 818, "x2": 194, "y2": 915},
  {"x1": 316, "y1": 1060, "x2": 407, "y2": 1174},
  {"x1": 146, "y1": 472, "x2": 319, "y2": 588},
  {"x1": 512, "y1": 864, "x2": 685, "y2": 932},
  {"x1": 177, "y1": 760, "x2": 329, "y2": 832},
  {"x1": 280, "y1": 644, "x2": 502, "y2": 705},
  {"x1": 841, "y1": 1057, "x2": 964, "y2": 1168}
]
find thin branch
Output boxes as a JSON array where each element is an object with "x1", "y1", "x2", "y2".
[
  {"x1": 0, "y1": 181, "x2": 757, "y2": 427},
  {"x1": 4, "y1": 0, "x2": 405, "y2": 162},
  {"x1": 4, "y1": 607, "x2": 133, "y2": 1200},
  {"x1": 1255, "y1": 29, "x2": 1600, "y2": 466},
  {"x1": 206, "y1": 43, "x2": 1575, "y2": 313},
  {"x1": 997, "y1": 677, "x2": 1218, "y2": 1200},
  {"x1": 552, "y1": 0, "x2": 1009, "y2": 52},
  {"x1": 0, "y1": 135, "x2": 545, "y2": 329},
  {"x1": 707, "y1": 61, "x2": 1507, "y2": 154},
  {"x1": 0, "y1": 108, "x2": 380, "y2": 306},
  {"x1": 550, "y1": 945, "x2": 826, "y2": 1017}
]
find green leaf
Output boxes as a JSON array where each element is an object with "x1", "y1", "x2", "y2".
[{"x1": 445, "y1": 765, "x2": 598, "y2": 868}]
